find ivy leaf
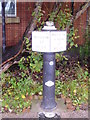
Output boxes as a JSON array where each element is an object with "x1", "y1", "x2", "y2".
[
  {"x1": 70, "y1": 42, "x2": 74, "y2": 47},
  {"x1": 84, "y1": 71, "x2": 88, "y2": 76},
  {"x1": 75, "y1": 44, "x2": 78, "y2": 47}
]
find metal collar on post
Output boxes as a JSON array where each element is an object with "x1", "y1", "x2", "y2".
[{"x1": 42, "y1": 21, "x2": 57, "y2": 31}]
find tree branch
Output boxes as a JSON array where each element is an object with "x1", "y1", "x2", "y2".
[
  {"x1": 24, "y1": 2, "x2": 43, "y2": 41},
  {"x1": 75, "y1": 1, "x2": 90, "y2": 20}
]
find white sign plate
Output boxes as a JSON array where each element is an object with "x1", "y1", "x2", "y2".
[
  {"x1": 45, "y1": 81, "x2": 54, "y2": 87},
  {"x1": 32, "y1": 31, "x2": 67, "y2": 52}
]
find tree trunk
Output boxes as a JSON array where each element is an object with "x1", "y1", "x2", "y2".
[{"x1": 23, "y1": 2, "x2": 43, "y2": 41}]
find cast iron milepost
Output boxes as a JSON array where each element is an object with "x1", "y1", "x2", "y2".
[
  {"x1": 41, "y1": 21, "x2": 57, "y2": 110},
  {"x1": 32, "y1": 21, "x2": 66, "y2": 118}
]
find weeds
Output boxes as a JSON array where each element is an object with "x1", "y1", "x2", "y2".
[{"x1": 1, "y1": 72, "x2": 42, "y2": 113}]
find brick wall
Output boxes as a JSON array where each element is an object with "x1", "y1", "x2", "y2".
[
  {"x1": 1, "y1": 2, "x2": 88, "y2": 47},
  {"x1": 6, "y1": 2, "x2": 35, "y2": 46},
  {"x1": 73, "y1": 2, "x2": 87, "y2": 45}
]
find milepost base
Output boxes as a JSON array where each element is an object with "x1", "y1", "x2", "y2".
[{"x1": 38, "y1": 112, "x2": 61, "y2": 119}]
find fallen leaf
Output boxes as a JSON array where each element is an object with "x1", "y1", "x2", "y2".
[
  {"x1": 5, "y1": 104, "x2": 8, "y2": 108},
  {"x1": 65, "y1": 97, "x2": 72, "y2": 104},
  {"x1": 4, "y1": 107, "x2": 8, "y2": 111},
  {"x1": 22, "y1": 108, "x2": 26, "y2": 113},
  {"x1": 29, "y1": 96, "x2": 33, "y2": 100},
  {"x1": 15, "y1": 97, "x2": 19, "y2": 100},
  {"x1": 66, "y1": 103, "x2": 76, "y2": 111},
  {"x1": 21, "y1": 95, "x2": 26, "y2": 99},
  {"x1": 73, "y1": 90, "x2": 77, "y2": 94}
]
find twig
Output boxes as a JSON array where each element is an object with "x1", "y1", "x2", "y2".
[{"x1": 0, "y1": 61, "x2": 19, "y2": 74}]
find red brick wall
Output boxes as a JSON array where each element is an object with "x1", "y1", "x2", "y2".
[
  {"x1": 73, "y1": 2, "x2": 87, "y2": 45},
  {"x1": 1, "y1": 2, "x2": 87, "y2": 47},
  {"x1": 6, "y1": 2, "x2": 35, "y2": 46}
]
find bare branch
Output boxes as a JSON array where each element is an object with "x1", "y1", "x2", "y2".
[{"x1": 24, "y1": 2, "x2": 43, "y2": 41}]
